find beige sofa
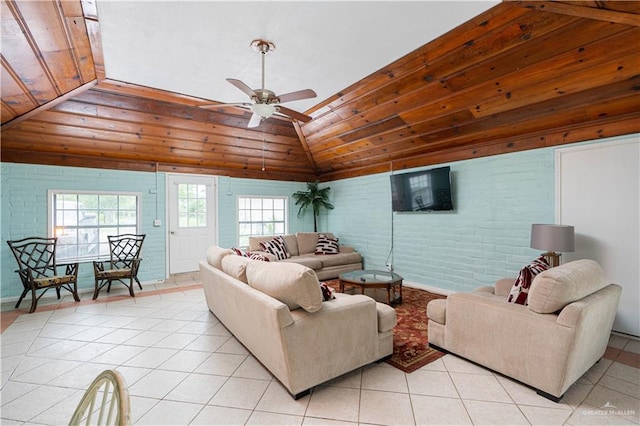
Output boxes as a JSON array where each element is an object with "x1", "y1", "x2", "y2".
[
  {"x1": 248, "y1": 232, "x2": 362, "y2": 280},
  {"x1": 427, "y1": 259, "x2": 621, "y2": 402},
  {"x1": 200, "y1": 245, "x2": 397, "y2": 399}
]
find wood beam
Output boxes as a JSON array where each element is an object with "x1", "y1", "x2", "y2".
[
  {"x1": 1, "y1": 79, "x2": 97, "y2": 130},
  {"x1": 520, "y1": 1, "x2": 640, "y2": 26}
]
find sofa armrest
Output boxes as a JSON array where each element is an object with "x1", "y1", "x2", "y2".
[
  {"x1": 495, "y1": 277, "x2": 515, "y2": 297},
  {"x1": 282, "y1": 294, "x2": 379, "y2": 394}
]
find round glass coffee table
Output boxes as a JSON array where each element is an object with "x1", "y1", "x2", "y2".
[{"x1": 339, "y1": 270, "x2": 403, "y2": 305}]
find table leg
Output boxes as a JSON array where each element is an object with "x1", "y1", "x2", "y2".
[{"x1": 339, "y1": 280, "x2": 344, "y2": 293}]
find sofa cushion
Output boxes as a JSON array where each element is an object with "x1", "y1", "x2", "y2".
[
  {"x1": 315, "y1": 234, "x2": 340, "y2": 255},
  {"x1": 528, "y1": 259, "x2": 605, "y2": 314},
  {"x1": 245, "y1": 261, "x2": 323, "y2": 313},
  {"x1": 221, "y1": 255, "x2": 251, "y2": 283},
  {"x1": 207, "y1": 246, "x2": 233, "y2": 270},
  {"x1": 506, "y1": 256, "x2": 549, "y2": 305},
  {"x1": 317, "y1": 252, "x2": 362, "y2": 268},
  {"x1": 260, "y1": 236, "x2": 291, "y2": 260},
  {"x1": 296, "y1": 232, "x2": 319, "y2": 255},
  {"x1": 281, "y1": 254, "x2": 323, "y2": 270}
]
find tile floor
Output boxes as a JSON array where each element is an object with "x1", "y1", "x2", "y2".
[{"x1": 1, "y1": 274, "x2": 639, "y2": 425}]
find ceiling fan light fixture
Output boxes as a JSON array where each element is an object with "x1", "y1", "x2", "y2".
[{"x1": 252, "y1": 103, "x2": 276, "y2": 119}]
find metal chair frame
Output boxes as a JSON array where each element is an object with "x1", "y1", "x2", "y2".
[
  {"x1": 92, "y1": 234, "x2": 145, "y2": 299},
  {"x1": 68, "y1": 369, "x2": 131, "y2": 426},
  {"x1": 7, "y1": 236, "x2": 80, "y2": 313}
]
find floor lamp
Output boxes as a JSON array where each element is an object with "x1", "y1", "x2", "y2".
[{"x1": 530, "y1": 224, "x2": 575, "y2": 268}]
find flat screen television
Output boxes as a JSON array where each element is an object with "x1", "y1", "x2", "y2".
[{"x1": 390, "y1": 166, "x2": 453, "y2": 212}]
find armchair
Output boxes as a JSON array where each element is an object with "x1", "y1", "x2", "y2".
[
  {"x1": 7, "y1": 237, "x2": 80, "y2": 313},
  {"x1": 93, "y1": 234, "x2": 145, "y2": 299},
  {"x1": 427, "y1": 259, "x2": 621, "y2": 401}
]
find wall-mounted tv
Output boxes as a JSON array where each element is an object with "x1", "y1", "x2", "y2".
[{"x1": 390, "y1": 166, "x2": 453, "y2": 212}]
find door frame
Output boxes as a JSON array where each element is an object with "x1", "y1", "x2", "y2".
[{"x1": 165, "y1": 173, "x2": 219, "y2": 275}]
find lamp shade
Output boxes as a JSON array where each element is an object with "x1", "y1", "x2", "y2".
[{"x1": 530, "y1": 224, "x2": 575, "y2": 252}]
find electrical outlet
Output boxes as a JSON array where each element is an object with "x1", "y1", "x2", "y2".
[
  {"x1": 153, "y1": 219, "x2": 161, "y2": 227},
  {"x1": 386, "y1": 263, "x2": 393, "y2": 272}
]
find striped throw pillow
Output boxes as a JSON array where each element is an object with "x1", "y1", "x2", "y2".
[
  {"x1": 315, "y1": 234, "x2": 340, "y2": 255},
  {"x1": 259, "y1": 236, "x2": 290, "y2": 260}
]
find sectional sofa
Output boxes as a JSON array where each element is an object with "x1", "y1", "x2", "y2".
[
  {"x1": 199, "y1": 245, "x2": 396, "y2": 399},
  {"x1": 247, "y1": 232, "x2": 363, "y2": 280}
]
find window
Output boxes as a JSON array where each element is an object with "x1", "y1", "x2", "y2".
[
  {"x1": 238, "y1": 196, "x2": 287, "y2": 247},
  {"x1": 178, "y1": 183, "x2": 207, "y2": 228},
  {"x1": 49, "y1": 191, "x2": 140, "y2": 261}
]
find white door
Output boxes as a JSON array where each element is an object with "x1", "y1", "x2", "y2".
[
  {"x1": 168, "y1": 174, "x2": 217, "y2": 274},
  {"x1": 557, "y1": 137, "x2": 639, "y2": 337}
]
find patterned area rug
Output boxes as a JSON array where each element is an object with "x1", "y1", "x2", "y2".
[{"x1": 325, "y1": 280, "x2": 448, "y2": 373}]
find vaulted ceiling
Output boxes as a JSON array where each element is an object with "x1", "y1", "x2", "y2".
[{"x1": 2, "y1": 1, "x2": 639, "y2": 182}]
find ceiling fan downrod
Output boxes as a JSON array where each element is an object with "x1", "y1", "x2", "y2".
[{"x1": 251, "y1": 40, "x2": 275, "y2": 93}]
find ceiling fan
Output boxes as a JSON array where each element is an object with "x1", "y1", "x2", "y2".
[{"x1": 200, "y1": 39, "x2": 317, "y2": 128}]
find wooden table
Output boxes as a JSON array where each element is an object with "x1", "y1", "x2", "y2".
[{"x1": 339, "y1": 270, "x2": 403, "y2": 305}]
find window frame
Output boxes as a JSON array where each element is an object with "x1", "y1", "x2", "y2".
[
  {"x1": 237, "y1": 195, "x2": 289, "y2": 247},
  {"x1": 48, "y1": 189, "x2": 142, "y2": 262}
]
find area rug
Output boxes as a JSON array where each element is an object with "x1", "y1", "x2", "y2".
[{"x1": 325, "y1": 280, "x2": 447, "y2": 373}]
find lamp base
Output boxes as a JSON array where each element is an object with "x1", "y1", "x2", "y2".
[{"x1": 541, "y1": 251, "x2": 561, "y2": 268}]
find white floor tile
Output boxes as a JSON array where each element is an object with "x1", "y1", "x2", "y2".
[
  {"x1": 128, "y1": 369, "x2": 189, "y2": 399},
  {"x1": 306, "y1": 385, "x2": 360, "y2": 423},
  {"x1": 122, "y1": 330, "x2": 171, "y2": 347},
  {"x1": 95, "y1": 328, "x2": 143, "y2": 344},
  {"x1": 407, "y1": 369, "x2": 459, "y2": 398},
  {"x1": 157, "y1": 349, "x2": 211, "y2": 372},
  {"x1": 358, "y1": 389, "x2": 414, "y2": 426},
  {"x1": 361, "y1": 363, "x2": 409, "y2": 393},
  {"x1": 185, "y1": 334, "x2": 231, "y2": 352},
  {"x1": 519, "y1": 404, "x2": 573, "y2": 426},
  {"x1": 208, "y1": 377, "x2": 270, "y2": 410},
  {"x1": 92, "y1": 344, "x2": 146, "y2": 365},
  {"x1": 136, "y1": 399, "x2": 203, "y2": 425},
  {"x1": 247, "y1": 410, "x2": 303, "y2": 425},
  {"x1": 411, "y1": 394, "x2": 472, "y2": 425},
  {"x1": 122, "y1": 346, "x2": 178, "y2": 368},
  {"x1": 190, "y1": 404, "x2": 252, "y2": 425},
  {"x1": 194, "y1": 352, "x2": 247, "y2": 376},
  {"x1": 450, "y1": 372, "x2": 512, "y2": 403},
  {"x1": 12, "y1": 358, "x2": 82, "y2": 385},
  {"x1": 0, "y1": 384, "x2": 77, "y2": 422},
  {"x1": 442, "y1": 354, "x2": 493, "y2": 375},
  {"x1": 164, "y1": 372, "x2": 227, "y2": 404},
  {"x1": 463, "y1": 400, "x2": 529, "y2": 425}
]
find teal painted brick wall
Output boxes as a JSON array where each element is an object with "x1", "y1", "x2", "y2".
[
  {"x1": 0, "y1": 165, "x2": 312, "y2": 300},
  {"x1": 1, "y1": 163, "x2": 166, "y2": 298},
  {"x1": 327, "y1": 147, "x2": 555, "y2": 292}
]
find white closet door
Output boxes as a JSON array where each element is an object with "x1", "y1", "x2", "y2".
[{"x1": 557, "y1": 136, "x2": 639, "y2": 337}]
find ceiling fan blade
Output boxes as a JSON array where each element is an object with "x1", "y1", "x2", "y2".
[
  {"x1": 199, "y1": 102, "x2": 252, "y2": 110},
  {"x1": 276, "y1": 105, "x2": 312, "y2": 123},
  {"x1": 247, "y1": 112, "x2": 262, "y2": 128},
  {"x1": 227, "y1": 78, "x2": 257, "y2": 99},
  {"x1": 276, "y1": 89, "x2": 317, "y2": 104}
]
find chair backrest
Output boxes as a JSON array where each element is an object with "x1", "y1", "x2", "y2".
[
  {"x1": 108, "y1": 234, "x2": 145, "y2": 267},
  {"x1": 69, "y1": 369, "x2": 131, "y2": 426},
  {"x1": 7, "y1": 237, "x2": 58, "y2": 278}
]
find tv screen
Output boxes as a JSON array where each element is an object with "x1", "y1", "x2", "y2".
[{"x1": 390, "y1": 166, "x2": 453, "y2": 212}]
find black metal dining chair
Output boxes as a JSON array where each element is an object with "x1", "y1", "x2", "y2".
[
  {"x1": 7, "y1": 236, "x2": 80, "y2": 313},
  {"x1": 92, "y1": 234, "x2": 145, "y2": 299}
]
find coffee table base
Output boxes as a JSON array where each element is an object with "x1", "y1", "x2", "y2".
[{"x1": 339, "y1": 275, "x2": 403, "y2": 305}]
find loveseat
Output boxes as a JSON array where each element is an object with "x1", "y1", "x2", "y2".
[
  {"x1": 247, "y1": 232, "x2": 362, "y2": 280},
  {"x1": 427, "y1": 259, "x2": 621, "y2": 402},
  {"x1": 199, "y1": 245, "x2": 397, "y2": 399}
]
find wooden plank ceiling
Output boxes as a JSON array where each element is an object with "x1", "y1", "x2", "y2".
[{"x1": 2, "y1": 0, "x2": 639, "y2": 182}]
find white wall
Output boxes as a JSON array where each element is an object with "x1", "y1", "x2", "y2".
[{"x1": 557, "y1": 135, "x2": 640, "y2": 337}]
